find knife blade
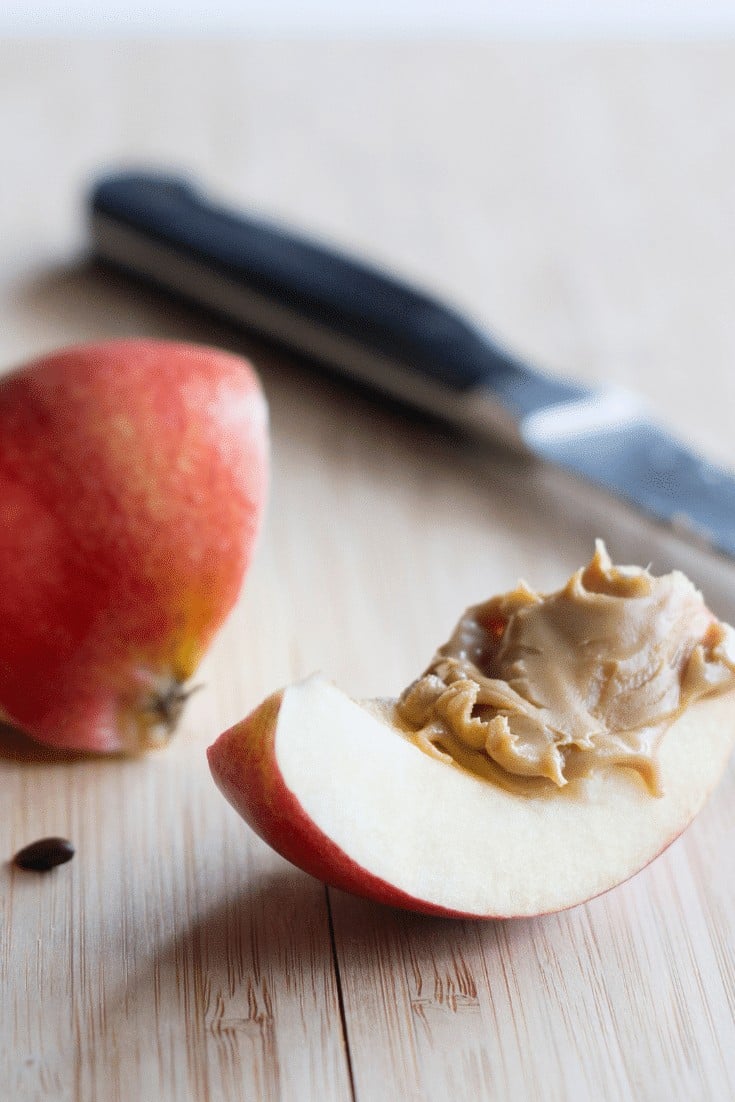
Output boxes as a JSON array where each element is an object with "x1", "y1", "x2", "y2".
[{"x1": 89, "y1": 170, "x2": 735, "y2": 560}]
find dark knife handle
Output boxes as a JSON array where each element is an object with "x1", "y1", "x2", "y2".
[{"x1": 89, "y1": 170, "x2": 586, "y2": 418}]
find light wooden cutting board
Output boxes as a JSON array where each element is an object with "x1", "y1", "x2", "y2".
[{"x1": 1, "y1": 40, "x2": 734, "y2": 1102}]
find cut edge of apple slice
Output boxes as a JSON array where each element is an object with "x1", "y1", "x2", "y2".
[{"x1": 208, "y1": 674, "x2": 735, "y2": 918}]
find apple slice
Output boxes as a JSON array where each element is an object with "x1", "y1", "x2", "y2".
[{"x1": 208, "y1": 674, "x2": 735, "y2": 918}]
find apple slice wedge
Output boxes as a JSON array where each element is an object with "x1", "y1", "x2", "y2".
[{"x1": 208, "y1": 674, "x2": 735, "y2": 918}]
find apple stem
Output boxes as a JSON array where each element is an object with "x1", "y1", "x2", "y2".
[
  {"x1": 151, "y1": 681, "x2": 204, "y2": 728},
  {"x1": 131, "y1": 679, "x2": 206, "y2": 751}
]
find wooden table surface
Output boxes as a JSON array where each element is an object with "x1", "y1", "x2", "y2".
[{"x1": 2, "y1": 40, "x2": 735, "y2": 1102}]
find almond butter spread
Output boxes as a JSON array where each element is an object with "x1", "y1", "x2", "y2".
[{"x1": 397, "y1": 542, "x2": 735, "y2": 796}]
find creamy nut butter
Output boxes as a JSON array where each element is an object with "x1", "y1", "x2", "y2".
[{"x1": 397, "y1": 542, "x2": 735, "y2": 795}]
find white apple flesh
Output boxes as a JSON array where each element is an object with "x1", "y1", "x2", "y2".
[{"x1": 208, "y1": 674, "x2": 735, "y2": 918}]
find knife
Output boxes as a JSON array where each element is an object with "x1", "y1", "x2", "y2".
[{"x1": 89, "y1": 170, "x2": 735, "y2": 560}]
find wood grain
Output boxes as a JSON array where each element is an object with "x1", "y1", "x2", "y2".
[{"x1": 1, "y1": 39, "x2": 734, "y2": 1102}]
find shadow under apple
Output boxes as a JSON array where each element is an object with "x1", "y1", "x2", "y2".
[{"x1": 0, "y1": 720, "x2": 104, "y2": 765}]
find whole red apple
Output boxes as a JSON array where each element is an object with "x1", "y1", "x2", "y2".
[{"x1": 0, "y1": 339, "x2": 268, "y2": 753}]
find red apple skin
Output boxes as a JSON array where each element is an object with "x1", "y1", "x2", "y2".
[
  {"x1": 209, "y1": 693, "x2": 498, "y2": 918},
  {"x1": 0, "y1": 339, "x2": 269, "y2": 752},
  {"x1": 207, "y1": 692, "x2": 688, "y2": 920}
]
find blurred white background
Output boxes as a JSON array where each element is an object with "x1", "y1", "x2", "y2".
[{"x1": 4, "y1": 0, "x2": 735, "y2": 36}]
